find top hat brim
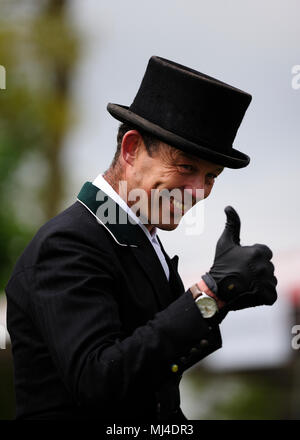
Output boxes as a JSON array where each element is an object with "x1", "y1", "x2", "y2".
[{"x1": 107, "y1": 103, "x2": 250, "y2": 169}]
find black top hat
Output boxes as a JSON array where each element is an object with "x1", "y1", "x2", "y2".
[{"x1": 107, "y1": 56, "x2": 252, "y2": 168}]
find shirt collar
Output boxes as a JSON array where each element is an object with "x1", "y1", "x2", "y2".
[
  {"x1": 76, "y1": 176, "x2": 157, "y2": 247},
  {"x1": 93, "y1": 174, "x2": 157, "y2": 241}
]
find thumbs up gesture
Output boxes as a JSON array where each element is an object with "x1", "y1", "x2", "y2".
[{"x1": 202, "y1": 206, "x2": 277, "y2": 311}]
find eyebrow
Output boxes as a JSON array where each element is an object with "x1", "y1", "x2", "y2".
[{"x1": 175, "y1": 153, "x2": 224, "y2": 173}]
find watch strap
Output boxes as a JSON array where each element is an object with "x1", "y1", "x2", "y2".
[{"x1": 189, "y1": 283, "x2": 204, "y2": 298}]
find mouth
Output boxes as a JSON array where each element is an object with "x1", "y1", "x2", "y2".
[
  {"x1": 149, "y1": 188, "x2": 200, "y2": 225},
  {"x1": 159, "y1": 192, "x2": 194, "y2": 214},
  {"x1": 172, "y1": 198, "x2": 184, "y2": 210},
  {"x1": 171, "y1": 198, "x2": 191, "y2": 212}
]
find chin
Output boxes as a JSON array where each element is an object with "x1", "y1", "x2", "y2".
[{"x1": 156, "y1": 222, "x2": 180, "y2": 231}]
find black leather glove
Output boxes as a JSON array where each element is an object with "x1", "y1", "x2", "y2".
[{"x1": 202, "y1": 206, "x2": 277, "y2": 311}]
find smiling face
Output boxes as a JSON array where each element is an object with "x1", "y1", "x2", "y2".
[{"x1": 118, "y1": 130, "x2": 224, "y2": 231}]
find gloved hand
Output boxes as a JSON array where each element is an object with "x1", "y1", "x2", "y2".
[{"x1": 202, "y1": 206, "x2": 277, "y2": 311}]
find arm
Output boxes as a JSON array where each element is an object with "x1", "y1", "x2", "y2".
[
  {"x1": 31, "y1": 230, "x2": 222, "y2": 410},
  {"x1": 192, "y1": 278, "x2": 226, "y2": 310}
]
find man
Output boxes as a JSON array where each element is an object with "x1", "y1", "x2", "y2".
[{"x1": 5, "y1": 56, "x2": 277, "y2": 420}]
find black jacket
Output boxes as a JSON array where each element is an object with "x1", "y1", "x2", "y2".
[{"x1": 5, "y1": 181, "x2": 222, "y2": 421}]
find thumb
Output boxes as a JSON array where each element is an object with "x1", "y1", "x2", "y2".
[
  {"x1": 224, "y1": 206, "x2": 241, "y2": 245},
  {"x1": 215, "y1": 206, "x2": 241, "y2": 255}
]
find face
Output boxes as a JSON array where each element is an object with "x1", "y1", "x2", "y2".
[{"x1": 121, "y1": 131, "x2": 224, "y2": 231}]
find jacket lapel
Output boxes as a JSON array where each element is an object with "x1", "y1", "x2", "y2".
[
  {"x1": 128, "y1": 240, "x2": 174, "y2": 310},
  {"x1": 77, "y1": 181, "x2": 175, "y2": 310},
  {"x1": 156, "y1": 238, "x2": 185, "y2": 300}
]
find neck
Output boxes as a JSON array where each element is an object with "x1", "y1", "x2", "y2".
[
  {"x1": 103, "y1": 168, "x2": 120, "y2": 194},
  {"x1": 103, "y1": 169, "x2": 155, "y2": 234}
]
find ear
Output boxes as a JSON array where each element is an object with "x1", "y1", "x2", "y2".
[{"x1": 121, "y1": 130, "x2": 144, "y2": 166}]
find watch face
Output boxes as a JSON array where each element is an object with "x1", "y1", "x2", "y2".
[{"x1": 196, "y1": 296, "x2": 218, "y2": 318}]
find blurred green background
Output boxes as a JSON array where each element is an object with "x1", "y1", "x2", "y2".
[
  {"x1": 0, "y1": 0, "x2": 79, "y2": 419},
  {"x1": 1, "y1": 0, "x2": 300, "y2": 420}
]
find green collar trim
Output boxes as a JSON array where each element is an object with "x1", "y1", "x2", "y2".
[{"x1": 77, "y1": 181, "x2": 147, "y2": 247}]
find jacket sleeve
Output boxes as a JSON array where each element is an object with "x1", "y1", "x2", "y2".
[{"x1": 30, "y1": 230, "x2": 222, "y2": 408}]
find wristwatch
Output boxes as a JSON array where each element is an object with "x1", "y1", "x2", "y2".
[{"x1": 190, "y1": 284, "x2": 218, "y2": 318}]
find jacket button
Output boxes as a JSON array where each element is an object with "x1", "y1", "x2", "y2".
[
  {"x1": 171, "y1": 364, "x2": 179, "y2": 373},
  {"x1": 200, "y1": 339, "x2": 209, "y2": 347},
  {"x1": 180, "y1": 356, "x2": 187, "y2": 364},
  {"x1": 190, "y1": 347, "x2": 199, "y2": 354}
]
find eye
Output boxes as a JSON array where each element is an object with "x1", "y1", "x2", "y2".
[{"x1": 178, "y1": 164, "x2": 194, "y2": 172}]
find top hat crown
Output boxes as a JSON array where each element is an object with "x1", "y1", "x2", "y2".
[{"x1": 107, "y1": 56, "x2": 252, "y2": 168}]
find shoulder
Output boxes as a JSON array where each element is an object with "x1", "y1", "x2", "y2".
[{"x1": 9, "y1": 201, "x2": 117, "y2": 277}]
